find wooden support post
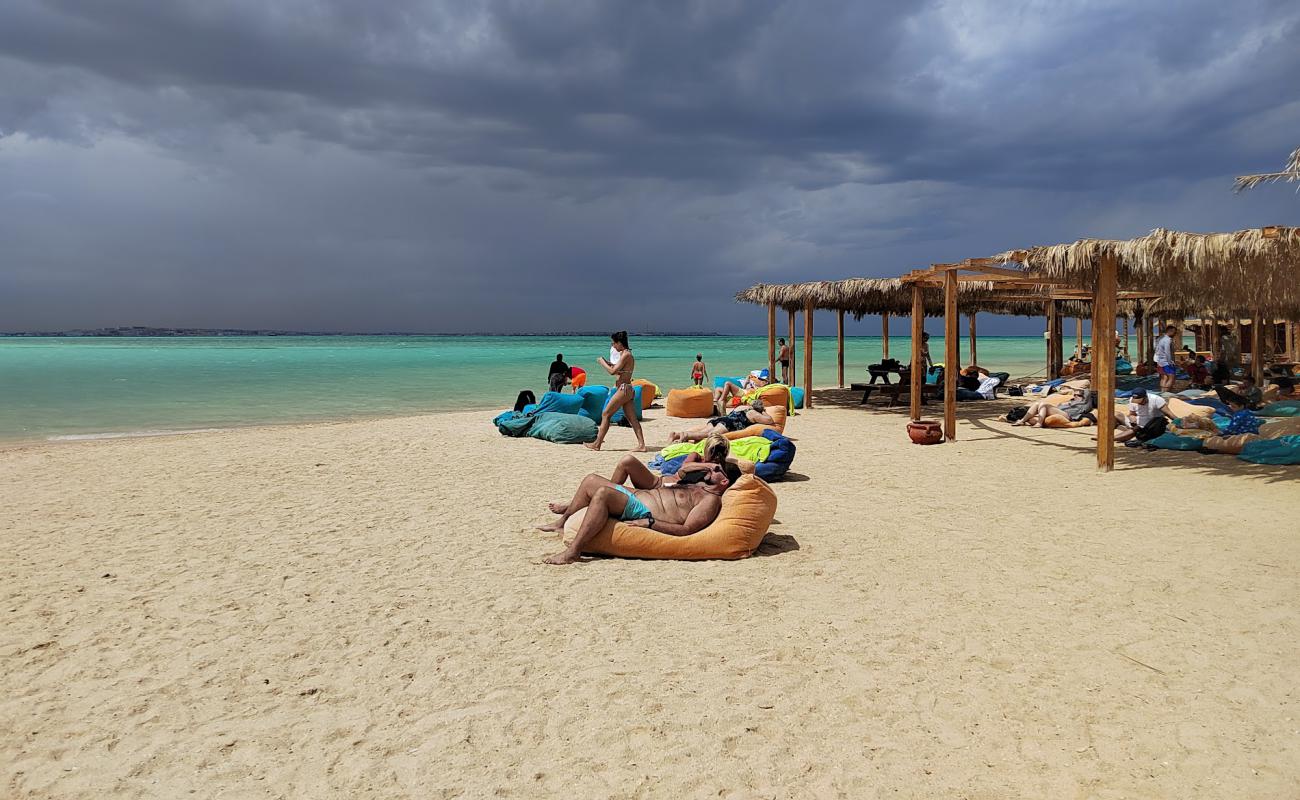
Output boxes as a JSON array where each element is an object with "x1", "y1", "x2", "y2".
[
  {"x1": 881, "y1": 313, "x2": 890, "y2": 359},
  {"x1": 1094, "y1": 254, "x2": 1118, "y2": 472},
  {"x1": 968, "y1": 313, "x2": 977, "y2": 365},
  {"x1": 1050, "y1": 301, "x2": 1064, "y2": 378},
  {"x1": 1146, "y1": 316, "x2": 1156, "y2": 365},
  {"x1": 1134, "y1": 304, "x2": 1145, "y2": 368},
  {"x1": 1045, "y1": 302, "x2": 1056, "y2": 378},
  {"x1": 1251, "y1": 314, "x2": 1265, "y2": 384},
  {"x1": 767, "y1": 303, "x2": 777, "y2": 379},
  {"x1": 836, "y1": 309, "x2": 845, "y2": 388},
  {"x1": 1076, "y1": 317, "x2": 1085, "y2": 359},
  {"x1": 1122, "y1": 315, "x2": 1130, "y2": 357},
  {"x1": 787, "y1": 309, "x2": 797, "y2": 388},
  {"x1": 944, "y1": 271, "x2": 958, "y2": 441},
  {"x1": 803, "y1": 303, "x2": 814, "y2": 409},
  {"x1": 909, "y1": 285, "x2": 923, "y2": 421}
]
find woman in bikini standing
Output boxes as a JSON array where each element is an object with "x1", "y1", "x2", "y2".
[{"x1": 586, "y1": 331, "x2": 647, "y2": 452}]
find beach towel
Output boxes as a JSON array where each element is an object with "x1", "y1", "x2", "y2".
[
  {"x1": 659, "y1": 436, "x2": 773, "y2": 465},
  {"x1": 1238, "y1": 435, "x2": 1300, "y2": 465}
]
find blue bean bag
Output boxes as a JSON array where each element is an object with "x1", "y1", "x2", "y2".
[
  {"x1": 1116, "y1": 358, "x2": 1133, "y2": 375},
  {"x1": 790, "y1": 387, "x2": 805, "y2": 409},
  {"x1": 755, "y1": 429, "x2": 796, "y2": 480},
  {"x1": 576, "y1": 386, "x2": 610, "y2": 421},
  {"x1": 714, "y1": 376, "x2": 744, "y2": 389},
  {"x1": 521, "y1": 391, "x2": 586, "y2": 417},
  {"x1": 1238, "y1": 435, "x2": 1300, "y2": 465}
]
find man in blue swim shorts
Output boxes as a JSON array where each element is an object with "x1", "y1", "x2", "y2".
[{"x1": 537, "y1": 447, "x2": 741, "y2": 565}]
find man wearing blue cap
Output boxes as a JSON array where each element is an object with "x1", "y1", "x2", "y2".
[{"x1": 1115, "y1": 387, "x2": 1176, "y2": 446}]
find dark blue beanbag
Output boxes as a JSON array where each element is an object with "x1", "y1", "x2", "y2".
[{"x1": 755, "y1": 429, "x2": 796, "y2": 480}]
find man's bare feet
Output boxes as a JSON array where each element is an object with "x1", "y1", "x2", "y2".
[
  {"x1": 536, "y1": 521, "x2": 564, "y2": 532},
  {"x1": 543, "y1": 551, "x2": 580, "y2": 565},
  {"x1": 632, "y1": 445, "x2": 648, "y2": 452},
  {"x1": 584, "y1": 442, "x2": 601, "y2": 451},
  {"x1": 547, "y1": 501, "x2": 568, "y2": 514}
]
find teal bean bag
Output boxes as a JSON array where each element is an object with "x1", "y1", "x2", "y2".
[
  {"x1": 1146, "y1": 433, "x2": 1206, "y2": 451},
  {"x1": 1258, "y1": 401, "x2": 1300, "y2": 417},
  {"x1": 528, "y1": 412, "x2": 597, "y2": 444},
  {"x1": 1238, "y1": 435, "x2": 1300, "y2": 465}
]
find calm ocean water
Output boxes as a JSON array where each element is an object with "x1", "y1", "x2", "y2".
[{"x1": 0, "y1": 335, "x2": 1052, "y2": 441}]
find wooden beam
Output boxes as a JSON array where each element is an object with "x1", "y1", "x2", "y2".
[
  {"x1": 968, "y1": 313, "x2": 977, "y2": 365},
  {"x1": 836, "y1": 309, "x2": 845, "y2": 388},
  {"x1": 803, "y1": 303, "x2": 814, "y2": 410},
  {"x1": 881, "y1": 313, "x2": 890, "y2": 359},
  {"x1": 910, "y1": 285, "x2": 923, "y2": 421},
  {"x1": 1094, "y1": 254, "x2": 1118, "y2": 472},
  {"x1": 767, "y1": 303, "x2": 777, "y2": 379},
  {"x1": 787, "y1": 309, "x2": 796, "y2": 388},
  {"x1": 944, "y1": 270, "x2": 958, "y2": 441}
]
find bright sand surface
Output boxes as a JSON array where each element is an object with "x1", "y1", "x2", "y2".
[{"x1": 3, "y1": 394, "x2": 1297, "y2": 798}]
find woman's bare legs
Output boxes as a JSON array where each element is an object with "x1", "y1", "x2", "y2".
[
  {"x1": 712, "y1": 381, "x2": 744, "y2": 415},
  {"x1": 586, "y1": 385, "x2": 644, "y2": 451},
  {"x1": 612, "y1": 454, "x2": 661, "y2": 489}
]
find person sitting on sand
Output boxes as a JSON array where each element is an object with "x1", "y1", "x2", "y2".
[
  {"x1": 691, "y1": 354, "x2": 709, "y2": 388},
  {"x1": 713, "y1": 369, "x2": 769, "y2": 413},
  {"x1": 586, "y1": 331, "x2": 646, "y2": 452},
  {"x1": 670, "y1": 399, "x2": 773, "y2": 443},
  {"x1": 547, "y1": 353, "x2": 569, "y2": 393},
  {"x1": 1218, "y1": 390, "x2": 1263, "y2": 436},
  {"x1": 537, "y1": 449, "x2": 741, "y2": 565},
  {"x1": 1236, "y1": 375, "x2": 1263, "y2": 409},
  {"x1": 1184, "y1": 354, "x2": 1212, "y2": 389},
  {"x1": 1115, "y1": 387, "x2": 1176, "y2": 445}
]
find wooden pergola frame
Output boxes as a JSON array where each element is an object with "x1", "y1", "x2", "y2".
[{"x1": 899, "y1": 258, "x2": 1161, "y2": 472}]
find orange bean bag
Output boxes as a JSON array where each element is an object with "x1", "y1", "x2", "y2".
[
  {"x1": 631, "y1": 379, "x2": 658, "y2": 410},
  {"x1": 725, "y1": 403, "x2": 788, "y2": 440},
  {"x1": 1261, "y1": 417, "x2": 1300, "y2": 439},
  {"x1": 1203, "y1": 433, "x2": 1259, "y2": 454},
  {"x1": 1166, "y1": 397, "x2": 1216, "y2": 419},
  {"x1": 665, "y1": 387, "x2": 714, "y2": 418},
  {"x1": 562, "y1": 474, "x2": 777, "y2": 560}
]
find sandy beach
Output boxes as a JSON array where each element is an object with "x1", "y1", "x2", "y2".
[{"x1": 2, "y1": 395, "x2": 1297, "y2": 798}]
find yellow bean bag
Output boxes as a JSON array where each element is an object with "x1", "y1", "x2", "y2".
[
  {"x1": 665, "y1": 387, "x2": 715, "y2": 418},
  {"x1": 632, "y1": 379, "x2": 658, "y2": 409},
  {"x1": 1166, "y1": 397, "x2": 1216, "y2": 418},
  {"x1": 562, "y1": 474, "x2": 777, "y2": 560}
]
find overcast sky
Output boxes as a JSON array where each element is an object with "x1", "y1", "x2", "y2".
[{"x1": 1, "y1": 1, "x2": 1297, "y2": 334}]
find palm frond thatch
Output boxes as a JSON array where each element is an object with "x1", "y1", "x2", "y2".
[
  {"x1": 997, "y1": 226, "x2": 1300, "y2": 318},
  {"x1": 1233, "y1": 147, "x2": 1300, "y2": 192}
]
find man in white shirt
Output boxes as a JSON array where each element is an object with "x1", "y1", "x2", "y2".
[
  {"x1": 1153, "y1": 324, "x2": 1177, "y2": 392},
  {"x1": 1115, "y1": 387, "x2": 1175, "y2": 445}
]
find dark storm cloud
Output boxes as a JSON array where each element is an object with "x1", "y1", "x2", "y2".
[{"x1": 1, "y1": 1, "x2": 1297, "y2": 333}]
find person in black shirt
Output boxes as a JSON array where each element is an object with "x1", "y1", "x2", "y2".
[{"x1": 547, "y1": 353, "x2": 569, "y2": 392}]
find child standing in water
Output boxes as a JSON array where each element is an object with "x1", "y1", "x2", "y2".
[
  {"x1": 587, "y1": 331, "x2": 646, "y2": 452},
  {"x1": 691, "y1": 354, "x2": 708, "y2": 387}
]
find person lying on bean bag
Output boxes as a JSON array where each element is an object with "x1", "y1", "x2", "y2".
[
  {"x1": 536, "y1": 454, "x2": 742, "y2": 565},
  {"x1": 667, "y1": 398, "x2": 773, "y2": 443}
]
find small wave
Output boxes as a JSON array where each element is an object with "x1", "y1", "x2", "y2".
[{"x1": 47, "y1": 428, "x2": 224, "y2": 442}]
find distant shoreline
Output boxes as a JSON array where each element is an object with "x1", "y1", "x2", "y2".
[{"x1": 0, "y1": 329, "x2": 1047, "y2": 338}]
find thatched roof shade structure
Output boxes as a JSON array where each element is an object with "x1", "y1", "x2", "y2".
[
  {"x1": 996, "y1": 226, "x2": 1300, "y2": 318},
  {"x1": 735, "y1": 277, "x2": 1086, "y2": 319}
]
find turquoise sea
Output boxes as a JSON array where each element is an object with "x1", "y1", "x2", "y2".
[{"x1": 0, "y1": 335, "x2": 1053, "y2": 442}]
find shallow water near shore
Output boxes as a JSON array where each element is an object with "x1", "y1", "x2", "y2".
[{"x1": 0, "y1": 335, "x2": 1053, "y2": 441}]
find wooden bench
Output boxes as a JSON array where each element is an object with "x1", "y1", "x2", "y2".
[{"x1": 850, "y1": 381, "x2": 942, "y2": 406}]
